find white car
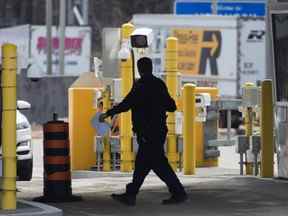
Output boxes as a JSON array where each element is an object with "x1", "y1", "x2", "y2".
[
  {"x1": 0, "y1": 100, "x2": 33, "y2": 181},
  {"x1": 16, "y1": 100, "x2": 33, "y2": 181}
]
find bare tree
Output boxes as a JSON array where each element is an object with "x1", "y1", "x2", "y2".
[{"x1": 0, "y1": 0, "x2": 173, "y2": 56}]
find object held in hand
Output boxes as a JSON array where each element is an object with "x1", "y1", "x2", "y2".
[
  {"x1": 91, "y1": 112, "x2": 110, "y2": 136},
  {"x1": 99, "y1": 113, "x2": 108, "y2": 122}
]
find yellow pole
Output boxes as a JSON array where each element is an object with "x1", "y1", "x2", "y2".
[
  {"x1": 261, "y1": 80, "x2": 274, "y2": 178},
  {"x1": 120, "y1": 23, "x2": 134, "y2": 172},
  {"x1": 0, "y1": 44, "x2": 17, "y2": 210},
  {"x1": 102, "y1": 87, "x2": 111, "y2": 171},
  {"x1": 243, "y1": 82, "x2": 255, "y2": 175},
  {"x1": 183, "y1": 84, "x2": 196, "y2": 175},
  {"x1": 245, "y1": 107, "x2": 253, "y2": 175},
  {"x1": 165, "y1": 37, "x2": 179, "y2": 171}
]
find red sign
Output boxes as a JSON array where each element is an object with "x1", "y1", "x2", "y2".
[{"x1": 37, "y1": 37, "x2": 83, "y2": 55}]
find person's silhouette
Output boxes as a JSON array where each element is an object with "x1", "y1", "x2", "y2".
[{"x1": 100, "y1": 57, "x2": 187, "y2": 206}]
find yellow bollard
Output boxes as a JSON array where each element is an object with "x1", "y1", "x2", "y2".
[
  {"x1": 0, "y1": 44, "x2": 17, "y2": 210},
  {"x1": 261, "y1": 80, "x2": 274, "y2": 178},
  {"x1": 165, "y1": 37, "x2": 179, "y2": 171},
  {"x1": 120, "y1": 23, "x2": 134, "y2": 172},
  {"x1": 183, "y1": 84, "x2": 196, "y2": 175},
  {"x1": 102, "y1": 87, "x2": 111, "y2": 171},
  {"x1": 245, "y1": 107, "x2": 254, "y2": 175},
  {"x1": 243, "y1": 82, "x2": 256, "y2": 175}
]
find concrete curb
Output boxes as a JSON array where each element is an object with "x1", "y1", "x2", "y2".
[{"x1": 0, "y1": 200, "x2": 62, "y2": 216}]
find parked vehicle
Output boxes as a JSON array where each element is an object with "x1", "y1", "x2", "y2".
[{"x1": 16, "y1": 100, "x2": 33, "y2": 181}]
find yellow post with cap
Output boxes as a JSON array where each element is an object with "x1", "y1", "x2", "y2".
[
  {"x1": 243, "y1": 82, "x2": 256, "y2": 175},
  {"x1": 183, "y1": 84, "x2": 196, "y2": 175},
  {"x1": 102, "y1": 87, "x2": 111, "y2": 171},
  {"x1": 0, "y1": 44, "x2": 17, "y2": 210},
  {"x1": 120, "y1": 23, "x2": 134, "y2": 172},
  {"x1": 261, "y1": 80, "x2": 274, "y2": 178},
  {"x1": 165, "y1": 37, "x2": 179, "y2": 171}
]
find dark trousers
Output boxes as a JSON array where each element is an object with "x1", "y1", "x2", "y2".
[{"x1": 126, "y1": 132, "x2": 186, "y2": 196}]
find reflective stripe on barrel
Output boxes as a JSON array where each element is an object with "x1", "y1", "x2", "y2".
[
  {"x1": 45, "y1": 156, "x2": 70, "y2": 165},
  {"x1": 47, "y1": 171, "x2": 71, "y2": 181},
  {"x1": 45, "y1": 140, "x2": 68, "y2": 149}
]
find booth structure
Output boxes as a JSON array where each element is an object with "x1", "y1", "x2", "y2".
[
  {"x1": 268, "y1": 0, "x2": 288, "y2": 179},
  {"x1": 68, "y1": 72, "x2": 103, "y2": 170},
  {"x1": 194, "y1": 87, "x2": 219, "y2": 168}
]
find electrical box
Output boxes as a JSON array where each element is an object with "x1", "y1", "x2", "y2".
[
  {"x1": 242, "y1": 85, "x2": 259, "y2": 108},
  {"x1": 195, "y1": 93, "x2": 211, "y2": 122}
]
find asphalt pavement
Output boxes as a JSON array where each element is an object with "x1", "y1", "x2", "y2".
[{"x1": 15, "y1": 137, "x2": 288, "y2": 216}]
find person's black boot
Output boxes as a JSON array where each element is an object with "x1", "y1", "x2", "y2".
[
  {"x1": 162, "y1": 193, "x2": 188, "y2": 205},
  {"x1": 111, "y1": 193, "x2": 136, "y2": 206}
]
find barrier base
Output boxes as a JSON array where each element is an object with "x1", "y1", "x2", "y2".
[{"x1": 33, "y1": 194, "x2": 82, "y2": 203}]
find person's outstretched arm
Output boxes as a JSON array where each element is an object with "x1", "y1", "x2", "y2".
[{"x1": 100, "y1": 83, "x2": 141, "y2": 121}]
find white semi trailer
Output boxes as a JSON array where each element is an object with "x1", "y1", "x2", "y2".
[
  {"x1": 0, "y1": 24, "x2": 91, "y2": 78},
  {"x1": 131, "y1": 14, "x2": 266, "y2": 99}
]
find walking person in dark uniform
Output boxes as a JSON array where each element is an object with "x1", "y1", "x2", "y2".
[{"x1": 99, "y1": 57, "x2": 187, "y2": 206}]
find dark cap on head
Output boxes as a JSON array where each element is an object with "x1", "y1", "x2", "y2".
[{"x1": 137, "y1": 57, "x2": 153, "y2": 78}]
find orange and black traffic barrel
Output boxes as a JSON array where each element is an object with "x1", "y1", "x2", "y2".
[{"x1": 35, "y1": 113, "x2": 81, "y2": 202}]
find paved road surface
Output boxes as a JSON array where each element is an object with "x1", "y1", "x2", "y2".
[{"x1": 17, "y1": 132, "x2": 286, "y2": 216}]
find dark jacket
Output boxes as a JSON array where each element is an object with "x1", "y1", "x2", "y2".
[{"x1": 106, "y1": 75, "x2": 176, "y2": 136}]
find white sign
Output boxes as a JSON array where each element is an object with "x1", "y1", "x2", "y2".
[
  {"x1": 29, "y1": 26, "x2": 91, "y2": 77},
  {"x1": 239, "y1": 19, "x2": 266, "y2": 89},
  {"x1": 0, "y1": 25, "x2": 30, "y2": 71},
  {"x1": 169, "y1": 28, "x2": 238, "y2": 97}
]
